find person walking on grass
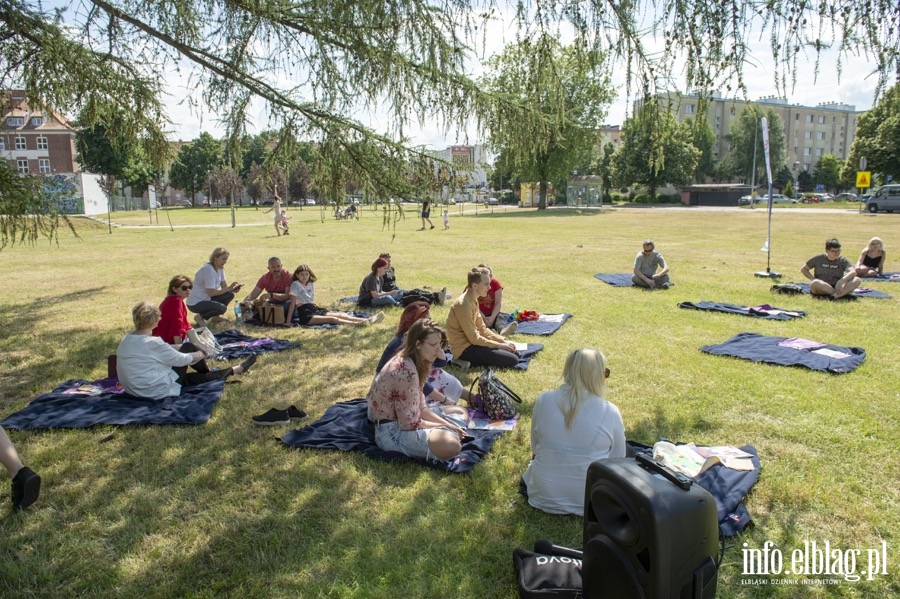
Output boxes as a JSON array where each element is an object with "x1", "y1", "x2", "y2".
[
  {"x1": 264, "y1": 195, "x2": 284, "y2": 236},
  {"x1": 419, "y1": 200, "x2": 434, "y2": 230},
  {"x1": 443, "y1": 209, "x2": 449, "y2": 230}
]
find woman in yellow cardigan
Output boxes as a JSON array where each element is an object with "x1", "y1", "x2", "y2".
[{"x1": 446, "y1": 267, "x2": 519, "y2": 368}]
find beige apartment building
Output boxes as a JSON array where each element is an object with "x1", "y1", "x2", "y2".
[{"x1": 639, "y1": 92, "x2": 861, "y2": 177}]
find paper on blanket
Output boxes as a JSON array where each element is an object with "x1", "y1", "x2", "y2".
[
  {"x1": 777, "y1": 337, "x2": 826, "y2": 350},
  {"x1": 654, "y1": 441, "x2": 755, "y2": 477},
  {"x1": 812, "y1": 347, "x2": 852, "y2": 359},
  {"x1": 537, "y1": 314, "x2": 566, "y2": 323},
  {"x1": 512, "y1": 341, "x2": 529, "y2": 352},
  {"x1": 466, "y1": 408, "x2": 517, "y2": 431}
]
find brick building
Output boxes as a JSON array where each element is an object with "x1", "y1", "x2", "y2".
[{"x1": 1, "y1": 90, "x2": 78, "y2": 176}]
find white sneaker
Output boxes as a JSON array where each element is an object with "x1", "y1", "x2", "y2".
[
  {"x1": 499, "y1": 321, "x2": 517, "y2": 337},
  {"x1": 368, "y1": 311, "x2": 385, "y2": 325}
]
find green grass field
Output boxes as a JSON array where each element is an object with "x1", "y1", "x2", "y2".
[{"x1": 1, "y1": 205, "x2": 897, "y2": 598}]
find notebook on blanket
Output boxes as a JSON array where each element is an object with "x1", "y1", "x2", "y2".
[
  {"x1": 213, "y1": 329, "x2": 301, "y2": 359},
  {"x1": 679, "y1": 301, "x2": 806, "y2": 320},
  {"x1": 700, "y1": 332, "x2": 865, "y2": 373},
  {"x1": 0, "y1": 378, "x2": 225, "y2": 429},
  {"x1": 512, "y1": 343, "x2": 544, "y2": 370},
  {"x1": 496, "y1": 312, "x2": 572, "y2": 336},
  {"x1": 594, "y1": 273, "x2": 635, "y2": 287},
  {"x1": 281, "y1": 399, "x2": 503, "y2": 473}
]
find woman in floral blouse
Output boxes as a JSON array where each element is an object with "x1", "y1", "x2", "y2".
[{"x1": 366, "y1": 319, "x2": 469, "y2": 460}]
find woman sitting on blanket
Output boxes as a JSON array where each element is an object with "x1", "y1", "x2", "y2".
[
  {"x1": 367, "y1": 319, "x2": 469, "y2": 460},
  {"x1": 185, "y1": 247, "x2": 242, "y2": 327},
  {"x1": 446, "y1": 267, "x2": 519, "y2": 368},
  {"x1": 376, "y1": 301, "x2": 478, "y2": 408},
  {"x1": 116, "y1": 301, "x2": 257, "y2": 399},
  {"x1": 153, "y1": 275, "x2": 195, "y2": 344},
  {"x1": 855, "y1": 237, "x2": 886, "y2": 278},
  {"x1": 358, "y1": 258, "x2": 403, "y2": 308},
  {"x1": 288, "y1": 264, "x2": 383, "y2": 326},
  {"x1": 521, "y1": 348, "x2": 626, "y2": 515}
]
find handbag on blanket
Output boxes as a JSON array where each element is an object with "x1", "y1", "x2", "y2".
[
  {"x1": 187, "y1": 326, "x2": 223, "y2": 357},
  {"x1": 468, "y1": 368, "x2": 522, "y2": 419}
]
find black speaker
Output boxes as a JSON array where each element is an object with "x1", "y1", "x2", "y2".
[{"x1": 582, "y1": 455, "x2": 719, "y2": 599}]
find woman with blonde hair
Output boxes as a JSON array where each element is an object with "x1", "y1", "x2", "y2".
[
  {"x1": 367, "y1": 319, "x2": 469, "y2": 460},
  {"x1": 855, "y1": 237, "x2": 886, "y2": 277},
  {"x1": 186, "y1": 247, "x2": 242, "y2": 326},
  {"x1": 521, "y1": 348, "x2": 625, "y2": 515}
]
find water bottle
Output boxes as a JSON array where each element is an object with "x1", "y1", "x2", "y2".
[{"x1": 234, "y1": 304, "x2": 243, "y2": 325}]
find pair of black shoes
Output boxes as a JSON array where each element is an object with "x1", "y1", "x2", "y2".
[
  {"x1": 11, "y1": 466, "x2": 40, "y2": 510},
  {"x1": 252, "y1": 405, "x2": 307, "y2": 426}
]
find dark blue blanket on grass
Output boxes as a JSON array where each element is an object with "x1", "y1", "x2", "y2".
[
  {"x1": 242, "y1": 310, "x2": 370, "y2": 330},
  {"x1": 213, "y1": 329, "x2": 302, "y2": 359},
  {"x1": 496, "y1": 312, "x2": 573, "y2": 336},
  {"x1": 700, "y1": 332, "x2": 865, "y2": 373},
  {"x1": 875, "y1": 272, "x2": 900, "y2": 281},
  {"x1": 679, "y1": 301, "x2": 806, "y2": 320},
  {"x1": 0, "y1": 378, "x2": 225, "y2": 429},
  {"x1": 280, "y1": 399, "x2": 503, "y2": 473},
  {"x1": 594, "y1": 273, "x2": 635, "y2": 287},
  {"x1": 785, "y1": 282, "x2": 892, "y2": 299},
  {"x1": 512, "y1": 343, "x2": 544, "y2": 370}
]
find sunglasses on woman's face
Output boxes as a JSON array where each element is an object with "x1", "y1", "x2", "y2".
[{"x1": 180, "y1": 285, "x2": 192, "y2": 291}]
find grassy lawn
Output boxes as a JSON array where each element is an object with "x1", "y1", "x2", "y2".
[{"x1": 1, "y1": 206, "x2": 898, "y2": 598}]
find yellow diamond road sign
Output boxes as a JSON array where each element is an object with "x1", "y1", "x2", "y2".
[{"x1": 856, "y1": 171, "x2": 871, "y2": 188}]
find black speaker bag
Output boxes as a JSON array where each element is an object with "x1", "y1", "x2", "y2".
[
  {"x1": 583, "y1": 456, "x2": 719, "y2": 599},
  {"x1": 512, "y1": 548, "x2": 583, "y2": 599}
]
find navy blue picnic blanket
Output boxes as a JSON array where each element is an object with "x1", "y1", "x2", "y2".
[
  {"x1": 786, "y1": 282, "x2": 892, "y2": 299},
  {"x1": 695, "y1": 445, "x2": 761, "y2": 537},
  {"x1": 679, "y1": 301, "x2": 806, "y2": 320},
  {"x1": 513, "y1": 343, "x2": 544, "y2": 370},
  {"x1": 594, "y1": 273, "x2": 635, "y2": 287},
  {"x1": 0, "y1": 378, "x2": 225, "y2": 430},
  {"x1": 700, "y1": 332, "x2": 865, "y2": 373},
  {"x1": 496, "y1": 312, "x2": 573, "y2": 336},
  {"x1": 213, "y1": 329, "x2": 301, "y2": 359},
  {"x1": 875, "y1": 272, "x2": 900, "y2": 282},
  {"x1": 280, "y1": 398, "x2": 503, "y2": 473},
  {"x1": 243, "y1": 310, "x2": 371, "y2": 330}
]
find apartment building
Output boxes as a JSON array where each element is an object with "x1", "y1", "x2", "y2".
[
  {"x1": 1, "y1": 89, "x2": 78, "y2": 175},
  {"x1": 639, "y1": 92, "x2": 861, "y2": 174}
]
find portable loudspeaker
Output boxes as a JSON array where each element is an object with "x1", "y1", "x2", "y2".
[{"x1": 582, "y1": 454, "x2": 719, "y2": 599}]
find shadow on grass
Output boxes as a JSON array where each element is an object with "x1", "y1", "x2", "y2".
[{"x1": 470, "y1": 207, "x2": 606, "y2": 219}]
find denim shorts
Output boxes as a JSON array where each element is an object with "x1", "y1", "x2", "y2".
[{"x1": 373, "y1": 407, "x2": 462, "y2": 460}]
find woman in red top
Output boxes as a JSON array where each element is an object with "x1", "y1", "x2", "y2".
[{"x1": 152, "y1": 275, "x2": 194, "y2": 344}]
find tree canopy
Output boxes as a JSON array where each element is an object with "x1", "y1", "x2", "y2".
[
  {"x1": 717, "y1": 108, "x2": 787, "y2": 187},
  {"x1": 168, "y1": 132, "x2": 223, "y2": 205},
  {"x1": 843, "y1": 82, "x2": 900, "y2": 186},
  {"x1": 479, "y1": 36, "x2": 614, "y2": 209}
]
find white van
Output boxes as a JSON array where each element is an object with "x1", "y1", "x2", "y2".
[{"x1": 866, "y1": 185, "x2": 900, "y2": 213}]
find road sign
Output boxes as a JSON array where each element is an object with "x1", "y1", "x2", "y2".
[
  {"x1": 860, "y1": 157, "x2": 867, "y2": 171},
  {"x1": 856, "y1": 171, "x2": 871, "y2": 188},
  {"x1": 887, "y1": 174, "x2": 894, "y2": 184}
]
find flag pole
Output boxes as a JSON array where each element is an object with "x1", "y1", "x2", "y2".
[{"x1": 755, "y1": 116, "x2": 781, "y2": 278}]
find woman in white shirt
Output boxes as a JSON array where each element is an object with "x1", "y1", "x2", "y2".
[
  {"x1": 185, "y1": 247, "x2": 243, "y2": 326},
  {"x1": 521, "y1": 348, "x2": 626, "y2": 515},
  {"x1": 117, "y1": 301, "x2": 256, "y2": 399},
  {"x1": 287, "y1": 264, "x2": 382, "y2": 326}
]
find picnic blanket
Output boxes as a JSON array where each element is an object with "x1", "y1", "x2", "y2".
[
  {"x1": 700, "y1": 332, "x2": 865, "y2": 373},
  {"x1": 213, "y1": 329, "x2": 302, "y2": 359},
  {"x1": 594, "y1": 273, "x2": 635, "y2": 287},
  {"x1": 243, "y1": 311, "x2": 370, "y2": 330},
  {"x1": 875, "y1": 272, "x2": 900, "y2": 281},
  {"x1": 496, "y1": 312, "x2": 573, "y2": 336},
  {"x1": 512, "y1": 343, "x2": 544, "y2": 370},
  {"x1": 678, "y1": 301, "x2": 806, "y2": 320},
  {"x1": 0, "y1": 378, "x2": 226, "y2": 429},
  {"x1": 280, "y1": 399, "x2": 503, "y2": 473},
  {"x1": 778, "y1": 282, "x2": 892, "y2": 299}
]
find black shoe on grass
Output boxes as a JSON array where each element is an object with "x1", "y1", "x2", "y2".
[
  {"x1": 252, "y1": 408, "x2": 290, "y2": 426},
  {"x1": 11, "y1": 467, "x2": 40, "y2": 510},
  {"x1": 286, "y1": 406, "x2": 308, "y2": 421}
]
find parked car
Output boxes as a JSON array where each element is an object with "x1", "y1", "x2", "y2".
[
  {"x1": 258, "y1": 198, "x2": 275, "y2": 206},
  {"x1": 800, "y1": 194, "x2": 822, "y2": 203},
  {"x1": 865, "y1": 185, "x2": 900, "y2": 213},
  {"x1": 169, "y1": 199, "x2": 192, "y2": 207},
  {"x1": 738, "y1": 195, "x2": 754, "y2": 206},
  {"x1": 833, "y1": 193, "x2": 858, "y2": 202},
  {"x1": 752, "y1": 194, "x2": 796, "y2": 204},
  {"x1": 484, "y1": 198, "x2": 499, "y2": 205},
  {"x1": 306, "y1": 198, "x2": 317, "y2": 205}
]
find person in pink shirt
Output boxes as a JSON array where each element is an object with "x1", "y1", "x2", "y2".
[{"x1": 366, "y1": 319, "x2": 469, "y2": 460}]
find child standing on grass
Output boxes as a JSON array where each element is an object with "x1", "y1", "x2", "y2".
[
  {"x1": 442, "y1": 209, "x2": 449, "y2": 230},
  {"x1": 280, "y1": 211, "x2": 291, "y2": 235}
]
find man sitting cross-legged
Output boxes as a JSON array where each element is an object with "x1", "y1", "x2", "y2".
[{"x1": 800, "y1": 238, "x2": 861, "y2": 299}]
